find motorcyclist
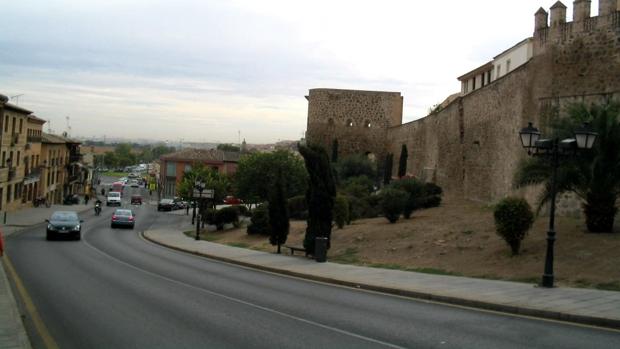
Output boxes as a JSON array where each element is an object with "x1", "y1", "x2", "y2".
[{"x1": 94, "y1": 199, "x2": 102, "y2": 215}]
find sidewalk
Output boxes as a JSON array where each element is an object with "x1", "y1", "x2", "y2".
[
  {"x1": 0, "y1": 202, "x2": 92, "y2": 349},
  {"x1": 144, "y1": 228, "x2": 620, "y2": 330}
]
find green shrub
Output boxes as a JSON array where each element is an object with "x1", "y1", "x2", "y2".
[
  {"x1": 493, "y1": 197, "x2": 534, "y2": 255},
  {"x1": 421, "y1": 182, "x2": 443, "y2": 208},
  {"x1": 379, "y1": 188, "x2": 408, "y2": 223},
  {"x1": 287, "y1": 195, "x2": 308, "y2": 219},
  {"x1": 215, "y1": 206, "x2": 239, "y2": 230},
  {"x1": 391, "y1": 178, "x2": 425, "y2": 218},
  {"x1": 247, "y1": 204, "x2": 270, "y2": 235},
  {"x1": 333, "y1": 195, "x2": 349, "y2": 229},
  {"x1": 363, "y1": 194, "x2": 382, "y2": 218},
  {"x1": 341, "y1": 175, "x2": 374, "y2": 198},
  {"x1": 236, "y1": 205, "x2": 249, "y2": 216}
]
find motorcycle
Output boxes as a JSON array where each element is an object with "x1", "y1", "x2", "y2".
[
  {"x1": 94, "y1": 202, "x2": 102, "y2": 216},
  {"x1": 34, "y1": 197, "x2": 51, "y2": 208}
]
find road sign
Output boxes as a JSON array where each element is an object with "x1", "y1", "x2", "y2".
[{"x1": 193, "y1": 189, "x2": 214, "y2": 198}]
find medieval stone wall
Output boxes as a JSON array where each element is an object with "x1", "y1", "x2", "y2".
[{"x1": 305, "y1": 5, "x2": 620, "y2": 205}]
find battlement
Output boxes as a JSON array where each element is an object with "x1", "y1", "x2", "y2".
[{"x1": 534, "y1": 0, "x2": 620, "y2": 53}]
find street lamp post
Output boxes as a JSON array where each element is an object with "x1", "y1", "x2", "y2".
[
  {"x1": 519, "y1": 122, "x2": 597, "y2": 288},
  {"x1": 194, "y1": 180, "x2": 206, "y2": 241}
]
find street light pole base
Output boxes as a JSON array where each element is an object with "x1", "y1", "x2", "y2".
[{"x1": 541, "y1": 274, "x2": 554, "y2": 288}]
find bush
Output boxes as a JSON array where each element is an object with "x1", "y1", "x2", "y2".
[
  {"x1": 247, "y1": 204, "x2": 270, "y2": 235},
  {"x1": 341, "y1": 175, "x2": 374, "y2": 198},
  {"x1": 363, "y1": 194, "x2": 382, "y2": 218},
  {"x1": 379, "y1": 188, "x2": 408, "y2": 223},
  {"x1": 333, "y1": 195, "x2": 349, "y2": 229},
  {"x1": 336, "y1": 155, "x2": 376, "y2": 181},
  {"x1": 391, "y1": 178, "x2": 425, "y2": 218},
  {"x1": 288, "y1": 195, "x2": 308, "y2": 219},
  {"x1": 215, "y1": 206, "x2": 240, "y2": 230},
  {"x1": 493, "y1": 197, "x2": 534, "y2": 255},
  {"x1": 236, "y1": 205, "x2": 249, "y2": 216},
  {"x1": 421, "y1": 182, "x2": 443, "y2": 208}
]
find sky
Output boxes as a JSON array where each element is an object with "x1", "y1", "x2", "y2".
[{"x1": 0, "y1": 1, "x2": 598, "y2": 144}]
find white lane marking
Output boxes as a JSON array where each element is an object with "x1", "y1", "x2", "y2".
[{"x1": 80, "y1": 233, "x2": 407, "y2": 349}]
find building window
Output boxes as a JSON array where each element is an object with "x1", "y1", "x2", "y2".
[
  {"x1": 11, "y1": 117, "x2": 15, "y2": 134},
  {"x1": 16, "y1": 151, "x2": 20, "y2": 166},
  {"x1": 166, "y1": 162, "x2": 176, "y2": 177},
  {"x1": 19, "y1": 119, "x2": 23, "y2": 133},
  {"x1": 496, "y1": 65, "x2": 501, "y2": 78},
  {"x1": 506, "y1": 59, "x2": 511, "y2": 72},
  {"x1": 184, "y1": 164, "x2": 192, "y2": 173},
  {"x1": 4, "y1": 115, "x2": 8, "y2": 133},
  {"x1": 1, "y1": 151, "x2": 4, "y2": 167},
  {"x1": 7, "y1": 185, "x2": 11, "y2": 203}
]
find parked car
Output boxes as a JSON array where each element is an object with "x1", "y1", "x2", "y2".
[
  {"x1": 157, "y1": 198, "x2": 175, "y2": 211},
  {"x1": 130, "y1": 195, "x2": 143, "y2": 205},
  {"x1": 107, "y1": 191, "x2": 122, "y2": 206},
  {"x1": 63, "y1": 194, "x2": 80, "y2": 205},
  {"x1": 111, "y1": 209, "x2": 135, "y2": 229},
  {"x1": 46, "y1": 211, "x2": 83, "y2": 240},
  {"x1": 129, "y1": 180, "x2": 140, "y2": 188},
  {"x1": 173, "y1": 197, "x2": 187, "y2": 210},
  {"x1": 223, "y1": 196, "x2": 243, "y2": 205}
]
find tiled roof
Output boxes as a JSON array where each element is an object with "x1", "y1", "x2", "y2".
[
  {"x1": 42, "y1": 133, "x2": 67, "y2": 144},
  {"x1": 28, "y1": 115, "x2": 47, "y2": 124},
  {"x1": 41, "y1": 132, "x2": 81, "y2": 144},
  {"x1": 160, "y1": 148, "x2": 240, "y2": 162}
]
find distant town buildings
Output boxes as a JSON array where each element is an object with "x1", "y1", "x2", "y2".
[{"x1": 159, "y1": 148, "x2": 240, "y2": 198}]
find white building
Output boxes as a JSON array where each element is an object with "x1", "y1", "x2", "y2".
[{"x1": 458, "y1": 38, "x2": 533, "y2": 96}]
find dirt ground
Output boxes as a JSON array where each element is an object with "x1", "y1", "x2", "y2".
[{"x1": 199, "y1": 201, "x2": 620, "y2": 290}]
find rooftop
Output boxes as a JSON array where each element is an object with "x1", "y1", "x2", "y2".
[{"x1": 160, "y1": 148, "x2": 240, "y2": 163}]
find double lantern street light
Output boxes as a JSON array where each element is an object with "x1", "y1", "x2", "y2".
[
  {"x1": 518, "y1": 121, "x2": 598, "y2": 288},
  {"x1": 193, "y1": 179, "x2": 206, "y2": 241}
]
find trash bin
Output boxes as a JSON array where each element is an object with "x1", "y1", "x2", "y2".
[{"x1": 315, "y1": 237, "x2": 328, "y2": 263}]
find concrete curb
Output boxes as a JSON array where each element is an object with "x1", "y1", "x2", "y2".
[{"x1": 142, "y1": 231, "x2": 620, "y2": 330}]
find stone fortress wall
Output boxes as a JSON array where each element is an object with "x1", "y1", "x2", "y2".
[{"x1": 306, "y1": 0, "x2": 620, "y2": 205}]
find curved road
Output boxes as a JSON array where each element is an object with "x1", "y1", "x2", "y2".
[{"x1": 6, "y1": 185, "x2": 620, "y2": 348}]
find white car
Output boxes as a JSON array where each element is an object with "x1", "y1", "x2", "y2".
[{"x1": 106, "y1": 191, "x2": 122, "y2": 206}]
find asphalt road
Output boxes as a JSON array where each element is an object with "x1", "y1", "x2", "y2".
[{"x1": 5, "y1": 184, "x2": 620, "y2": 348}]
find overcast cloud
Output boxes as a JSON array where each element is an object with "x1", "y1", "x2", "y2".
[{"x1": 0, "y1": 0, "x2": 595, "y2": 143}]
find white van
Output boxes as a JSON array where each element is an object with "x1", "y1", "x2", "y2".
[{"x1": 106, "y1": 191, "x2": 122, "y2": 206}]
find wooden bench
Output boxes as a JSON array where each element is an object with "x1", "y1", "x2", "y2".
[{"x1": 284, "y1": 245, "x2": 308, "y2": 257}]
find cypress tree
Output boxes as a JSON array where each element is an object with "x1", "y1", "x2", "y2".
[
  {"x1": 268, "y1": 170, "x2": 289, "y2": 254},
  {"x1": 398, "y1": 144, "x2": 408, "y2": 178},
  {"x1": 299, "y1": 144, "x2": 336, "y2": 254},
  {"x1": 331, "y1": 138, "x2": 339, "y2": 163},
  {"x1": 384, "y1": 153, "x2": 393, "y2": 185}
]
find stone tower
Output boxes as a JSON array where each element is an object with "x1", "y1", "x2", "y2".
[{"x1": 305, "y1": 88, "x2": 403, "y2": 160}]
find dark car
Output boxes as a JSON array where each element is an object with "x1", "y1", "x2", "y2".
[
  {"x1": 111, "y1": 209, "x2": 135, "y2": 229},
  {"x1": 130, "y1": 195, "x2": 143, "y2": 205},
  {"x1": 157, "y1": 198, "x2": 174, "y2": 211},
  {"x1": 46, "y1": 211, "x2": 83, "y2": 240},
  {"x1": 63, "y1": 194, "x2": 80, "y2": 205}
]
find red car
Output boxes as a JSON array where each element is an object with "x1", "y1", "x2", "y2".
[
  {"x1": 223, "y1": 196, "x2": 242, "y2": 205},
  {"x1": 130, "y1": 195, "x2": 143, "y2": 205}
]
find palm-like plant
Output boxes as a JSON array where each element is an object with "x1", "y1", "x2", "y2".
[{"x1": 515, "y1": 101, "x2": 620, "y2": 232}]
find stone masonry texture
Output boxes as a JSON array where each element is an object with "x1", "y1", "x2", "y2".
[{"x1": 306, "y1": 7, "x2": 620, "y2": 204}]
